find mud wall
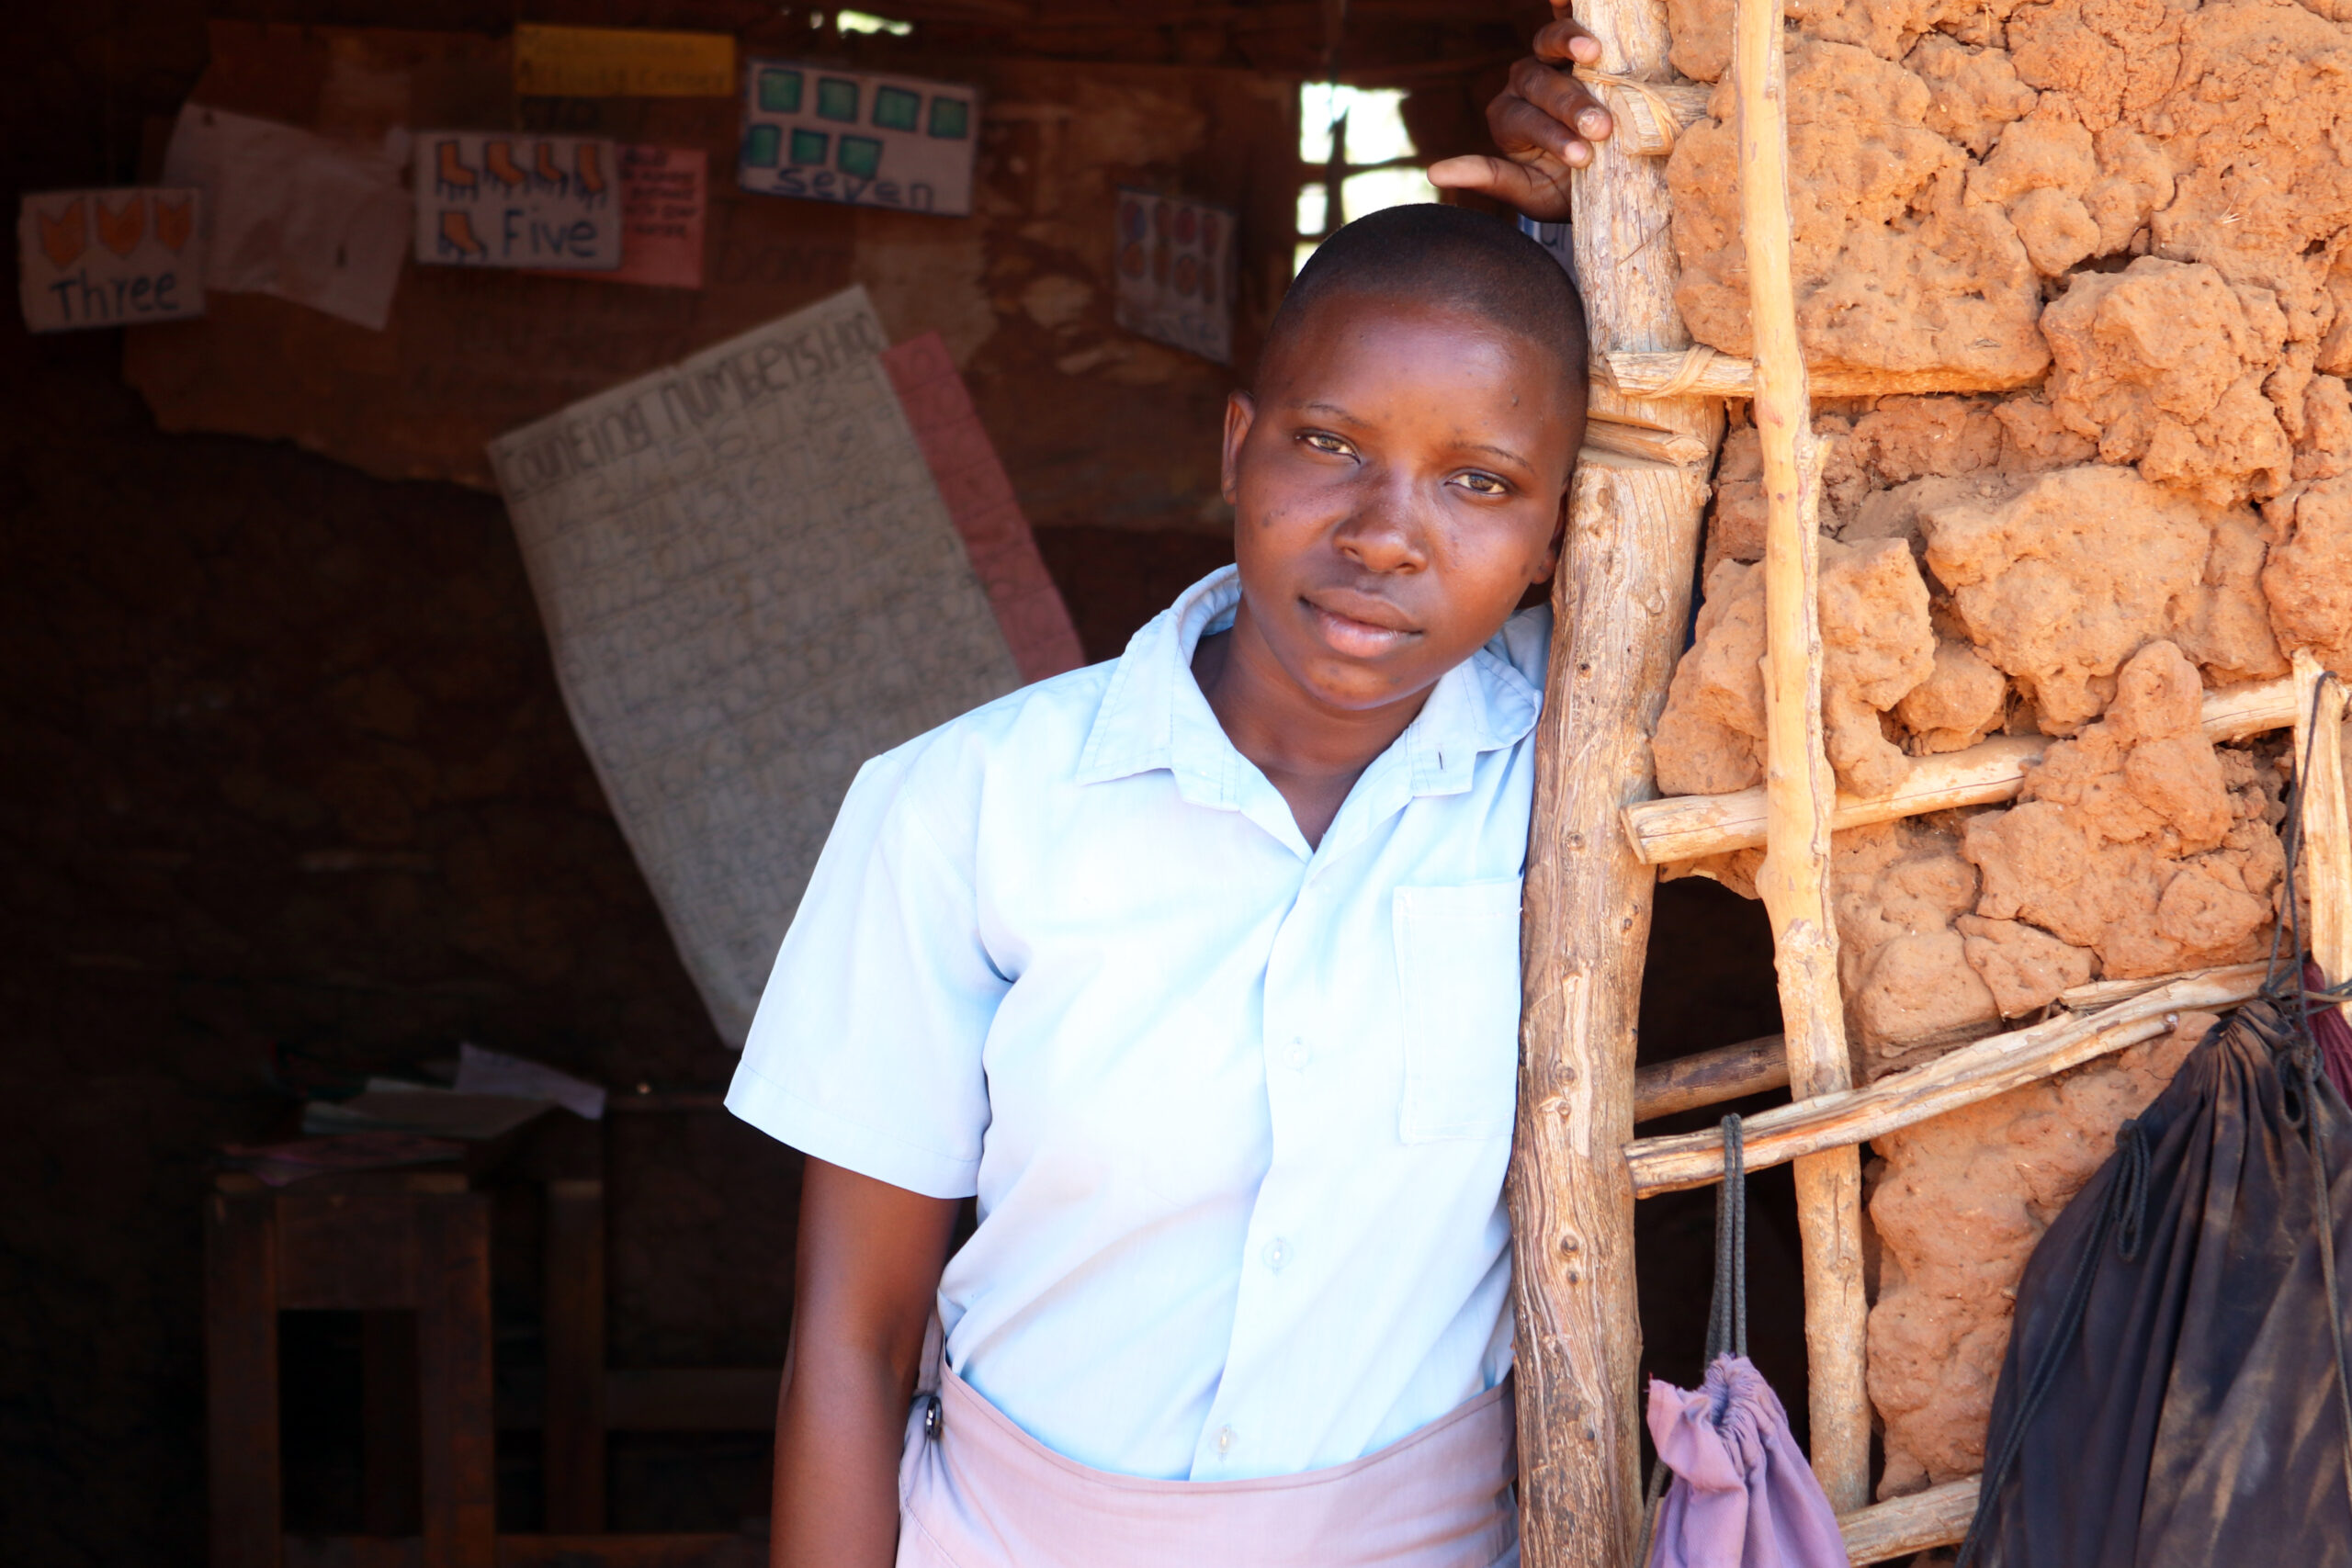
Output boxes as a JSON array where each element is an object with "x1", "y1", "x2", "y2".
[{"x1": 1649, "y1": 0, "x2": 2352, "y2": 1499}]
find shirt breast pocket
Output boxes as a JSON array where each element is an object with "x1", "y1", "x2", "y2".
[{"x1": 1393, "y1": 879, "x2": 1525, "y2": 1144}]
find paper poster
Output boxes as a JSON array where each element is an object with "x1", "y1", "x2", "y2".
[
  {"x1": 880, "y1": 332, "x2": 1085, "y2": 684},
  {"x1": 486, "y1": 288, "x2": 1022, "y2": 1043},
  {"x1": 414, "y1": 132, "x2": 621, "y2": 271},
  {"x1": 514, "y1": 23, "x2": 735, "y2": 97},
  {"x1": 531, "y1": 145, "x2": 706, "y2": 288},
  {"x1": 738, "y1": 61, "x2": 978, "y2": 216},
  {"x1": 18, "y1": 188, "x2": 206, "y2": 333},
  {"x1": 1114, "y1": 188, "x2": 1235, "y2": 365},
  {"x1": 161, "y1": 104, "x2": 409, "y2": 332}
]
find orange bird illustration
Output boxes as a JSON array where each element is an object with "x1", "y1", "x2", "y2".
[
  {"x1": 533, "y1": 141, "x2": 569, "y2": 195},
  {"x1": 435, "y1": 140, "x2": 479, "y2": 199},
  {"x1": 438, "y1": 209, "x2": 488, "y2": 259},
  {"x1": 484, "y1": 140, "x2": 527, "y2": 192},
  {"x1": 153, "y1": 195, "x2": 194, "y2": 254},
  {"x1": 36, "y1": 198, "x2": 85, "y2": 268},
  {"x1": 575, "y1": 142, "x2": 606, "y2": 202},
  {"x1": 95, "y1": 194, "x2": 144, "y2": 257}
]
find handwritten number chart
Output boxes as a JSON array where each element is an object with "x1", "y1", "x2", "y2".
[{"x1": 486, "y1": 288, "x2": 1020, "y2": 1042}]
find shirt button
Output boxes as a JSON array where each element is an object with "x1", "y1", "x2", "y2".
[
  {"x1": 1286, "y1": 1036, "x2": 1307, "y2": 1070},
  {"x1": 1216, "y1": 1424, "x2": 1237, "y2": 1454},
  {"x1": 1262, "y1": 1237, "x2": 1291, "y2": 1271}
]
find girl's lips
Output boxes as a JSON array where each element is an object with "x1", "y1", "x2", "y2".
[{"x1": 1305, "y1": 597, "x2": 1419, "y2": 659}]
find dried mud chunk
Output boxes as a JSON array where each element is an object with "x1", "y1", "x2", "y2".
[
  {"x1": 1962, "y1": 644, "x2": 2282, "y2": 976},
  {"x1": 1907, "y1": 35, "x2": 2039, "y2": 155},
  {"x1": 1921, "y1": 465, "x2": 2211, "y2": 732},
  {"x1": 1991, "y1": 393, "x2": 2100, "y2": 471},
  {"x1": 1702, "y1": 425, "x2": 1768, "y2": 573},
  {"x1": 2262, "y1": 474, "x2": 2352, "y2": 671},
  {"x1": 1868, "y1": 1021, "x2": 2204, "y2": 1495},
  {"x1": 2167, "y1": 511, "x2": 2287, "y2": 684},
  {"x1": 1897, "y1": 639, "x2": 2010, "y2": 752},
  {"x1": 1834, "y1": 819, "x2": 2000, "y2": 1062},
  {"x1": 1652, "y1": 559, "x2": 1770, "y2": 796},
  {"x1": 1653, "y1": 539, "x2": 1936, "y2": 797},
  {"x1": 2040, "y1": 258, "x2": 2292, "y2": 505},
  {"x1": 1823, "y1": 536, "x2": 1939, "y2": 795},
  {"x1": 2291, "y1": 375, "x2": 2352, "y2": 482},
  {"x1": 1955, "y1": 914, "x2": 2096, "y2": 1016},
  {"x1": 2005, "y1": 0, "x2": 2188, "y2": 135},
  {"x1": 1968, "y1": 96, "x2": 2098, "y2": 208},
  {"x1": 1667, "y1": 0, "x2": 1734, "y2": 81},
  {"x1": 2139, "y1": 2, "x2": 2352, "y2": 294},
  {"x1": 2008, "y1": 187, "x2": 2102, "y2": 276},
  {"x1": 1668, "y1": 39, "x2": 2048, "y2": 385}
]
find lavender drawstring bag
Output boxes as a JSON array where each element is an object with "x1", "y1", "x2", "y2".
[{"x1": 1641, "y1": 1117, "x2": 1848, "y2": 1568}]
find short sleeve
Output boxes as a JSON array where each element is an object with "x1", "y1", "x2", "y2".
[{"x1": 725, "y1": 739, "x2": 1006, "y2": 1199}]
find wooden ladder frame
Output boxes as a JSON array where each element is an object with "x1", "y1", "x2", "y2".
[{"x1": 1507, "y1": 0, "x2": 2352, "y2": 1560}]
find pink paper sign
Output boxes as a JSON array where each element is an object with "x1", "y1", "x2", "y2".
[
  {"x1": 526, "y1": 145, "x2": 706, "y2": 288},
  {"x1": 881, "y1": 333, "x2": 1084, "y2": 683}
]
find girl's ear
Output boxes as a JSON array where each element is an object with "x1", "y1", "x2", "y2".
[
  {"x1": 1534, "y1": 477, "x2": 1573, "y2": 585},
  {"x1": 1219, "y1": 391, "x2": 1258, "y2": 506}
]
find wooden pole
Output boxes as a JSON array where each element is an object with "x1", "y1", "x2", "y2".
[
  {"x1": 1514, "y1": 450, "x2": 1712, "y2": 1568},
  {"x1": 1731, "y1": 0, "x2": 1872, "y2": 1509},
  {"x1": 1508, "y1": 1, "x2": 1726, "y2": 1558},
  {"x1": 1620, "y1": 674, "x2": 2297, "y2": 864},
  {"x1": 2296, "y1": 649, "x2": 2352, "y2": 1003},
  {"x1": 1623, "y1": 962, "x2": 2268, "y2": 1193}
]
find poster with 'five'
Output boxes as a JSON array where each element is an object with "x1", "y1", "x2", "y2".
[{"x1": 413, "y1": 132, "x2": 621, "y2": 271}]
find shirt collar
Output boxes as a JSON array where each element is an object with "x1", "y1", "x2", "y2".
[{"x1": 1073, "y1": 565, "x2": 1543, "y2": 803}]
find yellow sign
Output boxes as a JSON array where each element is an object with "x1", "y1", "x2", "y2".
[{"x1": 514, "y1": 24, "x2": 736, "y2": 98}]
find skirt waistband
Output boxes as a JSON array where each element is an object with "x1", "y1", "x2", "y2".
[{"x1": 896, "y1": 1367, "x2": 1519, "y2": 1568}]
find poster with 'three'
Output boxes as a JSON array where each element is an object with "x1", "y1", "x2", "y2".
[{"x1": 17, "y1": 188, "x2": 206, "y2": 333}]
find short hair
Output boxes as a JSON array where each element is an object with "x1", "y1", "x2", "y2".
[{"x1": 1262, "y1": 203, "x2": 1589, "y2": 392}]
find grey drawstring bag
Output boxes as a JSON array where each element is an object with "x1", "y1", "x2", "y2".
[{"x1": 1642, "y1": 1117, "x2": 1849, "y2": 1568}]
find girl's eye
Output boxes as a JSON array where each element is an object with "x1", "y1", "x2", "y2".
[
  {"x1": 1455, "y1": 472, "x2": 1509, "y2": 496},
  {"x1": 1301, "y1": 432, "x2": 1355, "y2": 457}
]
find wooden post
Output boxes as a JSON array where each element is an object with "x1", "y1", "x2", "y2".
[
  {"x1": 1510, "y1": 0, "x2": 1728, "y2": 1540},
  {"x1": 1732, "y1": 0, "x2": 1872, "y2": 1510},
  {"x1": 544, "y1": 1178, "x2": 609, "y2": 1533},
  {"x1": 417, "y1": 1195, "x2": 496, "y2": 1568},
  {"x1": 2295, "y1": 649, "x2": 2352, "y2": 1002},
  {"x1": 206, "y1": 1189, "x2": 282, "y2": 1568}
]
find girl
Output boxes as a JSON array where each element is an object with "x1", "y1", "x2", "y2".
[{"x1": 730, "y1": 197, "x2": 1596, "y2": 1566}]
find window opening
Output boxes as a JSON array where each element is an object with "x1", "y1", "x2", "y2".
[
  {"x1": 836, "y1": 10, "x2": 913, "y2": 36},
  {"x1": 1295, "y1": 84, "x2": 1438, "y2": 275}
]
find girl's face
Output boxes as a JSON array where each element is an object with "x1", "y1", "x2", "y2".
[{"x1": 1219, "y1": 291, "x2": 1581, "y2": 716}]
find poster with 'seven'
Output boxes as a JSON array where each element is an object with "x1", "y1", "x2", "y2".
[{"x1": 486, "y1": 288, "x2": 1022, "y2": 1043}]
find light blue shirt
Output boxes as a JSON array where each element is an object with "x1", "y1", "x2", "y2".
[{"x1": 728, "y1": 566, "x2": 1549, "y2": 1481}]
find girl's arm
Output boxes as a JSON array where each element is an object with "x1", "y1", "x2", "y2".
[{"x1": 772, "y1": 1157, "x2": 962, "y2": 1568}]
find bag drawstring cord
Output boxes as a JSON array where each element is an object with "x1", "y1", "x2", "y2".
[{"x1": 1634, "y1": 1114, "x2": 1747, "y2": 1568}]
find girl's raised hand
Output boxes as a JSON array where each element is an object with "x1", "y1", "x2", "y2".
[{"x1": 1426, "y1": 4, "x2": 1615, "y2": 223}]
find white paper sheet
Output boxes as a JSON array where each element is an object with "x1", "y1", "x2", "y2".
[
  {"x1": 487, "y1": 288, "x2": 1021, "y2": 1043},
  {"x1": 162, "y1": 103, "x2": 411, "y2": 331}
]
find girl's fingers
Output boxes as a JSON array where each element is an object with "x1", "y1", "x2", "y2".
[
  {"x1": 1489, "y1": 91, "x2": 1597, "y2": 167},
  {"x1": 1425, "y1": 152, "x2": 1577, "y2": 224},
  {"x1": 1509, "y1": 55, "x2": 1615, "y2": 143},
  {"x1": 1532, "y1": 15, "x2": 1606, "y2": 65}
]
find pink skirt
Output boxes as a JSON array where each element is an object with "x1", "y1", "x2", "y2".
[{"x1": 895, "y1": 1359, "x2": 1520, "y2": 1568}]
